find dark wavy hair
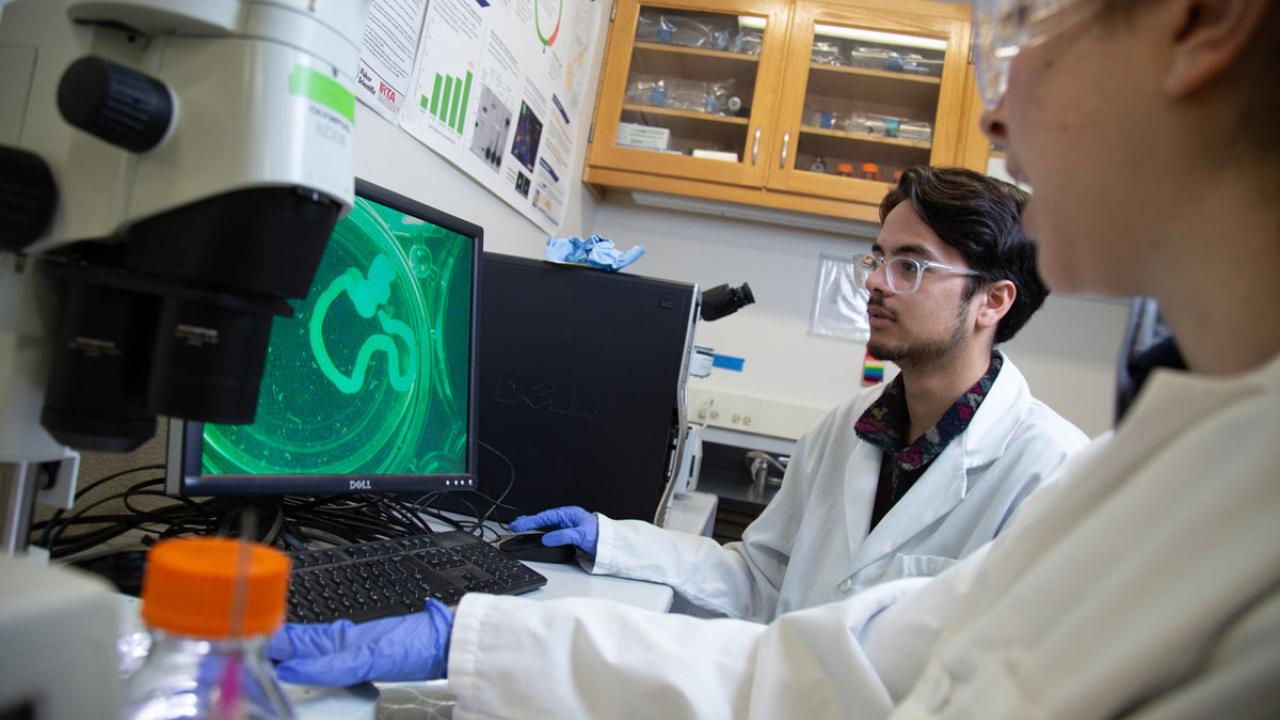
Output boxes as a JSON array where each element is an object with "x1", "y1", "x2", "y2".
[{"x1": 879, "y1": 166, "x2": 1047, "y2": 344}]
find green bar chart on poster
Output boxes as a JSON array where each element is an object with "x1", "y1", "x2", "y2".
[{"x1": 422, "y1": 69, "x2": 472, "y2": 135}]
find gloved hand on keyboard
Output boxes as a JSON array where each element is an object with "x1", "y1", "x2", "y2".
[
  {"x1": 508, "y1": 506, "x2": 600, "y2": 556},
  {"x1": 267, "y1": 599, "x2": 453, "y2": 685}
]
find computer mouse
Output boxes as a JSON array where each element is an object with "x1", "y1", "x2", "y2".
[{"x1": 497, "y1": 532, "x2": 580, "y2": 564}]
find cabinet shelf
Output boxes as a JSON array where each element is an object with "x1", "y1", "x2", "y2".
[
  {"x1": 634, "y1": 41, "x2": 761, "y2": 63},
  {"x1": 800, "y1": 125, "x2": 932, "y2": 150},
  {"x1": 589, "y1": 0, "x2": 981, "y2": 220},
  {"x1": 809, "y1": 62, "x2": 942, "y2": 85},
  {"x1": 623, "y1": 103, "x2": 750, "y2": 125}
]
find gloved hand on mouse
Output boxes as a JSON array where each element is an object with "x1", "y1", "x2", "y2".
[{"x1": 508, "y1": 506, "x2": 599, "y2": 557}]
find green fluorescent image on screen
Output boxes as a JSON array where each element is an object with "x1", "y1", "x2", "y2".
[{"x1": 201, "y1": 196, "x2": 474, "y2": 477}]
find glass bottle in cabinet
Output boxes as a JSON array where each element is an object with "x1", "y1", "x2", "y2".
[
  {"x1": 596, "y1": 2, "x2": 787, "y2": 186},
  {"x1": 793, "y1": 23, "x2": 943, "y2": 184},
  {"x1": 767, "y1": 1, "x2": 972, "y2": 206},
  {"x1": 586, "y1": 0, "x2": 977, "y2": 222}
]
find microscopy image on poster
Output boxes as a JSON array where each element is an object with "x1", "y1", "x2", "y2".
[
  {"x1": 469, "y1": 86, "x2": 513, "y2": 172},
  {"x1": 398, "y1": 0, "x2": 603, "y2": 233},
  {"x1": 509, "y1": 100, "x2": 544, "y2": 173}
]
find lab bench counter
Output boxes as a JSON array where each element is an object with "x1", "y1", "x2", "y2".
[
  {"x1": 94, "y1": 496, "x2": 714, "y2": 718},
  {"x1": 300, "y1": 562, "x2": 675, "y2": 718},
  {"x1": 286, "y1": 501, "x2": 708, "y2": 718},
  {"x1": 116, "y1": 560, "x2": 676, "y2": 720}
]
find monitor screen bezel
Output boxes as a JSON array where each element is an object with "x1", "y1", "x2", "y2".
[{"x1": 165, "y1": 178, "x2": 483, "y2": 497}]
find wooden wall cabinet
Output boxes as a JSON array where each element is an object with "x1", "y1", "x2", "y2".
[{"x1": 585, "y1": 0, "x2": 988, "y2": 224}]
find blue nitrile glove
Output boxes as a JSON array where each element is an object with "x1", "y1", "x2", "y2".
[
  {"x1": 267, "y1": 599, "x2": 453, "y2": 686},
  {"x1": 508, "y1": 506, "x2": 599, "y2": 557},
  {"x1": 544, "y1": 234, "x2": 645, "y2": 271}
]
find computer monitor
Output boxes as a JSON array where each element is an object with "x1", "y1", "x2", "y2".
[{"x1": 165, "y1": 180, "x2": 482, "y2": 495}]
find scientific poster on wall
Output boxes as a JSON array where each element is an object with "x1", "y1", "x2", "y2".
[
  {"x1": 356, "y1": 0, "x2": 430, "y2": 121},
  {"x1": 398, "y1": 0, "x2": 601, "y2": 234}
]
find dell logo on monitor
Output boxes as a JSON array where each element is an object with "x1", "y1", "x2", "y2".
[{"x1": 349, "y1": 479, "x2": 372, "y2": 490}]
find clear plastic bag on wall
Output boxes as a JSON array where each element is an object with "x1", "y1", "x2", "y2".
[{"x1": 809, "y1": 254, "x2": 870, "y2": 343}]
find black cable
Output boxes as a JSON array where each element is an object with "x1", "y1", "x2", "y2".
[
  {"x1": 417, "y1": 494, "x2": 484, "y2": 534},
  {"x1": 370, "y1": 496, "x2": 421, "y2": 526},
  {"x1": 406, "y1": 440, "x2": 523, "y2": 540},
  {"x1": 478, "y1": 440, "x2": 517, "y2": 510},
  {"x1": 468, "y1": 441, "x2": 525, "y2": 528},
  {"x1": 122, "y1": 486, "x2": 212, "y2": 529},
  {"x1": 47, "y1": 478, "x2": 252, "y2": 558},
  {"x1": 376, "y1": 495, "x2": 432, "y2": 535},
  {"x1": 74, "y1": 464, "x2": 165, "y2": 501},
  {"x1": 289, "y1": 526, "x2": 355, "y2": 548},
  {"x1": 260, "y1": 502, "x2": 285, "y2": 546},
  {"x1": 37, "y1": 464, "x2": 164, "y2": 547},
  {"x1": 287, "y1": 507, "x2": 391, "y2": 542},
  {"x1": 41, "y1": 446, "x2": 524, "y2": 560},
  {"x1": 45, "y1": 478, "x2": 167, "y2": 555}
]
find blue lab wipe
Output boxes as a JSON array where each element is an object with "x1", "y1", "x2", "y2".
[{"x1": 545, "y1": 235, "x2": 645, "y2": 272}]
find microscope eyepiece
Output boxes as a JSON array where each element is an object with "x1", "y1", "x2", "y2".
[{"x1": 700, "y1": 283, "x2": 755, "y2": 322}]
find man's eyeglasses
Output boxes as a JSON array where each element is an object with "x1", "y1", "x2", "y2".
[
  {"x1": 853, "y1": 253, "x2": 984, "y2": 295},
  {"x1": 973, "y1": 0, "x2": 1102, "y2": 110}
]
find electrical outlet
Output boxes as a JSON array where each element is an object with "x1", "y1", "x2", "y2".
[
  {"x1": 688, "y1": 387, "x2": 829, "y2": 440},
  {"x1": 688, "y1": 388, "x2": 764, "y2": 431}
]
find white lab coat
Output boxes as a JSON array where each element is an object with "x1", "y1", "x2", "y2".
[
  {"x1": 446, "y1": 353, "x2": 1280, "y2": 719},
  {"x1": 587, "y1": 353, "x2": 1088, "y2": 620}
]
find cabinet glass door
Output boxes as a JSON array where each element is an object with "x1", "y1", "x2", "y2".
[
  {"x1": 589, "y1": 0, "x2": 790, "y2": 188},
  {"x1": 770, "y1": 2, "x2": 971, "y2": 204}
]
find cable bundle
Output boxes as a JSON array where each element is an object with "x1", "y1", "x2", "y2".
[{"x1": 32, "y1": 441, "x2": 522, "y2": 562}]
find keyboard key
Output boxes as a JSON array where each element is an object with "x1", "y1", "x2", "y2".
[{"x1": 286, "y1": 531, "x2": 547, "y2": 623}]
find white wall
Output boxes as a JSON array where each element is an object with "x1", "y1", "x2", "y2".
[
  {"x1": 999, "y1": 294, "x2": 1131, "y2": 436},
  {"x1": 591, "y1": 194, "x2": 1131, "y2": 437},
  {"x1": 350, "y1": 3, "x2": 614, "y2": 260},
  {"x1": 353, "y1": 102, "x2": 598, "y2": 257}
]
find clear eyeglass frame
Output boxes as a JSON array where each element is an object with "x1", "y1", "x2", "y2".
[
  {"x1": 853, "y1": 253, "x2": 983, "y2": 295},
  {"x1": 972, "y1": 0, "x2": 1104, "y2": 110}
]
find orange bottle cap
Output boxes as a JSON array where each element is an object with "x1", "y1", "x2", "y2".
[
  {"x1": 836, "y1": 163, "x2": 854, "y2": 173},
  {"x1": 862, "y1": 162, "x2": 880, "y2": 173},
  {"x1": 140, "y1": 537, "x2": 290, "y2": 639}
]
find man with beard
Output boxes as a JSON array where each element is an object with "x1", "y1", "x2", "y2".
[{"x1": 505, "y1": 166, "x2": 1089, "y2": 620}]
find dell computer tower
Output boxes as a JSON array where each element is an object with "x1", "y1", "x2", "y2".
[{"x1": 476, "y1": 254, "x2": 699, "y2": 523}]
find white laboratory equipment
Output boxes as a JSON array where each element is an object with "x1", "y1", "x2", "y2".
[
  {"x1": 0, "y1": 554, "x2": 121, "y2": 718},
  {"x1": 0, "y1": 0, "x2": 369, "y2": 555},
  {"x1": 0, "y1": 2, "x2": 369, "y2": 719}
]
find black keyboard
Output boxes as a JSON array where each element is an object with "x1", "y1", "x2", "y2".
[{"x1": 286, "y1": 531, "x2": 547, "y2": 623}]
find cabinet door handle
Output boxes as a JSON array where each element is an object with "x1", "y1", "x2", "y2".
[
  {"x1": 751, "y1": 128, "x2": 762, "y2": 165},
  {"x1": 779, "y1": 131, "x2": 790, "y2": 169}
]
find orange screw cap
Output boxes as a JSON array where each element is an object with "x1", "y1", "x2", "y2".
[{"x1": 140, "y1": 537, "x2": 291, "y2": 639}]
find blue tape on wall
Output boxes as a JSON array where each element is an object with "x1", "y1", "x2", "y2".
[{"x1": 711, "y1": 354, "x2": 745, "y2": 372}]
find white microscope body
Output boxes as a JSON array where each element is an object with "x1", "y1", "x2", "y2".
[
  {"x1": 0, "y1": 0, "x2": 368, "y2": 552},
  {"x1": 1, "y1": 1, "x2": 369, "y2": 716}
]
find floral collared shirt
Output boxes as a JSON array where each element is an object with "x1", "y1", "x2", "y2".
[{"x1": 854, "y1": 352, "x2": 1004, "y2": 529}]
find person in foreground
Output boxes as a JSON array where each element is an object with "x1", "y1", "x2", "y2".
[
  {"x1": 270, "y1": 0, "x2": 1280, "y2": 716},
  {"x1": 505, "y1": 166, "x2": 1087, "y2": 621}
]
